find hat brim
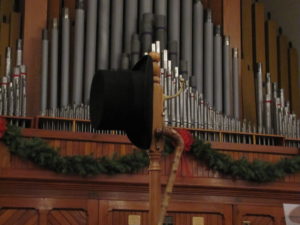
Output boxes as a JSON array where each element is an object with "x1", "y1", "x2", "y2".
[{"x1": 126, "y1": 55, "x2": 153, "y2": 149}]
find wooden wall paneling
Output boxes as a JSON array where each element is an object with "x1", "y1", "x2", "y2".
[
  {"x1": 99, "y1": 200, "x2": 110, "y2": 225},
  {"x1": 288, "y1": 47, "x2": 300, "y2": 117},
  {"x1": 0, "y1": 142, "x2": 10, "y2": 168},
  {"x1": 47, "y1": 0, "x2": 61, "y2": 28},
  {"x1": 266, "y1": 19, "x2": 278, "y2": 83},
  {"x1": 241, "y1": 0, "x2": 257, "y2": 124},
  {"x1": 278, "y1": 34, "x2": 290, "y2": 101},
  {"x1": 0, "y1": 21, "x2": 9, "y2": 77},
  {"x1": 223, "y1": 0, "x2": 242, "y2": 117},
  {"x1": 9, "y1": 12, "x2": 21, "y2": 67},
  {"x1": 234, "y1": 205, "x2": 284, "y2": 225},
  {"x1": 63, "y1": 0, "x2": 76, "y2": 21},
  {"x1": 0, "y1": 208, "x2": 38, "y2": 225},
  {"x1": 0, "y1": 0, "x2": 14, "y2": 20},
  {"x1": 23, "y1": 0, "x2": 48, "y2": 116},
  {"x1": 253, "y1": 2, "x2": 266, "y2": 81},
  {"x1": 202, "y1": 0, "x2": 223, "y2": 25}
]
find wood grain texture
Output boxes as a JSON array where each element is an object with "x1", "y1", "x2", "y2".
[
  {"x1": 288, "y1": 47, "x2": 300, "y2": 117},
  {"x1": 266, "y1": 20, "x2": 278, "y2": 83},
  {"x1": 253, "y1": 2, "x2": 266, "y2": 81},
  {"x1": 241, "y1": 0, "x2": 257, "y2": 124},
  {"x1": 278, "y1": 34, "x2": 290, "y2": 101},
  {"x1": 23, "y1": 0, "x2": 48, "y2": 116},
  {"x1": 9, "y1": 12, "x2": 21, "y2": 67}
]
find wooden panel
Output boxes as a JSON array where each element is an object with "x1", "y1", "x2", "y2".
[
  {"x1": 241, "y1": 0, "x2": 256, "y2": 124},
  {"x1": 223, "y1": 0, "x2": 241, "y2": 49},
  {"x1": 0, "y1": 22, "x2": 9, "y2": 77},
  {"x1": 23, "y1": 0, "x2": 48, "y2": 116},
  {"x1": 288, "y1": 47, "x2": 300, "y2": 117},
  {"x1": 234, "y1": 205, "x2": 284, "y2": 225},
  {"x1": 278, "y1": 34, "x2": 290, "y2": 101},
  {"x1": 266, "y1": 19, "x2": 278, "y2": 83},
  {"x1": 48, "y1": 209, "x2": 87, "y2": 225},
  {"x1": 242, "y1": 214, "x2": 274, "y2": 225},
  {"x1": 47, "y1": 0, "x2": 61, "y2": 27},
  {"x1": 202, "y1": 0, "x2": 223, "y2": 25},
  {"x1": 9, "y1": 12, "x2": 21, "y2": 67},
  {"x1": 0, "y1": 0, "x2": 14, "y2": 20},
  {"x1": 0, "y1": 142, "x2": 10, "y2": 168},
  {"x1": 253, "y1": 2, "x2": 266, "y2": 81},
  {"x1": 0, "y1": 208, "x2": 38, "y2": 225}
]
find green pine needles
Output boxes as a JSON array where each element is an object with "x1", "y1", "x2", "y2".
[{"x1": 2, "y1": 125, "x2": 300, "y2": 182}]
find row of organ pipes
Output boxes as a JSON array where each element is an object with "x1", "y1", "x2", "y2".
[
  {"x1": 0, "y1": 40, "x2": 27, "y2": 122},
  {"x1": 1, "y1": 0, "x2": 299, "y2": 146}
]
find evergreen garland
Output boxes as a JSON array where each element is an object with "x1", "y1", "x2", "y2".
[{"x1": 2, "y1": 124, "x2": 300, "y2": 182}]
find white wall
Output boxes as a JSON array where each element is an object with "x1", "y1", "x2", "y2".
[{"x1": 260, "y1": 0, "x2": 300, "y2": 74}]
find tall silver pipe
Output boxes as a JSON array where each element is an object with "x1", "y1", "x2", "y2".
[
  {"x1": 266, "y1": 73, "x2": 272, "y2": 96},
  {"x1": 16, "y1": 39, "x2": 22, "y2": 66},
  {"x1": 84, "y1": 0, "x2": 98, "y2": 104},
  {"x1": 61, "y1": 8, "x2": 70, "y2": 107},
  {"x1": 181, "y1": 0, "x2": 192, "y2": 79},
  {"x1": 120, "y1": 53, "x2": 129, "y2": 70},
  {"x1": 110, "y1": 0, "x2": 124, "y2": 69},
  {"x1": 141, "y1": 13, "x2": 153, "y2": 54},
  {"x1": 223, "y1": 36, "x2": 232, "y2": 116},
  {"x1": 20, "y1": 65, "x2": 27, "y2": 116},
  {"x1": 5, "y1": 47, "x2": 12, "y2": 81},
  {"x1": 40, "y1": 29, "x2": 48, "y2": 115},
  {"x1": 168, "y1": 0, "x2": 180, "y2": 63},
  {"x1": 199, "y1": 93, "x2": 204, "y2": 128},
  {"x1": 193, "y1": 0, "x2": 204, "y2": 94},
  {"x1": 50, "y1": 19, "x2": 59, "y2": 110},
  {"x1": 256, "y1": 63, "x2": 263, "y2": 132},
  {"x1": 72, "y1": 0, "x2": 85, "y2": 105},
  {"x1": 174, "y1": 67, "x2": 181, "y2": 126},
  {"x1": 265, "y1": 94, "x2": 272, "y2": 133},
  {"x1": 204, "y1": 9, "x2": 214, "y2": 106},
  {"x1": 12, "y1": 67, "x2": 21, "y2": 116},
  {"x1": 1, "y1": 77, "x2": 8, "y2": 115},
  {"x1": 180, "y1": 60, "x2": 188, "y2": 80},
  {"x1": 155, "y1": 0, "x2": 167, "y2": 16},
  {"x1": 213, "y1": 25, "x2": 222, "y2": 112},
  {"x1": 280, "y1": 89, "x2": 285, "y2": 109},
  {"x1": 169, "y1": 40, "x2": 178, "y2": 68},
  {"x1": 97, "y1": 0, "x2": 110, "y2": 69},
  {"x1": 130, "y1": 34, "x2": 140, "y2": 67},
  {"x1": 139, "y1": 0, "x2": 153, "y2": 23},
  {"x1": 232, "y1": 48, "x2": 240, "y2": 119},
  {"x1": 8, "y1": 82, "x2": 13, "y2": 116},
  {"x1": 124, "y1": 0, "x2": 138, "y2": 54},
  {"x1": 154, "y1": 15, "x2": 167, "y2": 50}
]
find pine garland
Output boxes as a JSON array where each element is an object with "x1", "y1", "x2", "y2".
[{"x1": 2, "y1": 125, "x2": 300, "y2": 182}]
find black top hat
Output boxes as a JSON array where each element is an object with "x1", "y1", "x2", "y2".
[{"x1": 90, "y1": 55, "x2": 153, "y2": 149}]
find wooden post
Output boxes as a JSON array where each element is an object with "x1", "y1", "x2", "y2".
[{"x1": 148, "y1": 52, "x2": 163, "y2": 225}]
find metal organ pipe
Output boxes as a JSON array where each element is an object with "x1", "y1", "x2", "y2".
[
  {"x1": 40, "y1": 29, "x2": 48, "y2": 115},
  {"x1": 232, "y1": 48, "x2": 240, "y2": 119},
  {"x1": 223, "y1": 36, "x2": 232, "y2": 116},
  {"x1": 168, "y1": 0, "x2": 180, "y2": 63},
  {"x1": 213, "y1": 25, "x2": 222, "y2": 113},
  {"x1": 193, "y1": 0, "x2": 204, "y2": 94},
  {"x1": 139, "y1": 0, "x2": 153, "y2": 23},
  {"x1": 84, "y1": 0, "x2": 98, "y2": 104},
  {"x1": 72, "y1": 0, "x2": 85, "y2": 105},
  {"x1": 110, "y1": 0, "x2": 124, "y2": 70},
  {"x1": 204, "y1": 9, "x2": 214, "y2": 106},
  {"x1": 124, "y1": 0, "x2": 138, "y2": 54},
  {"x1": 97, "y1": 0, "x2": 110, "y2": 69},
  {"x1": 50, "y1": 18, "x2": 59, "y2": 111},
  {"x1": 61, "y1": 8, "x2": 70, "y2": 107},
  {"x1": 181, "y1": 0, "x2": 193, "y2": 79}
]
